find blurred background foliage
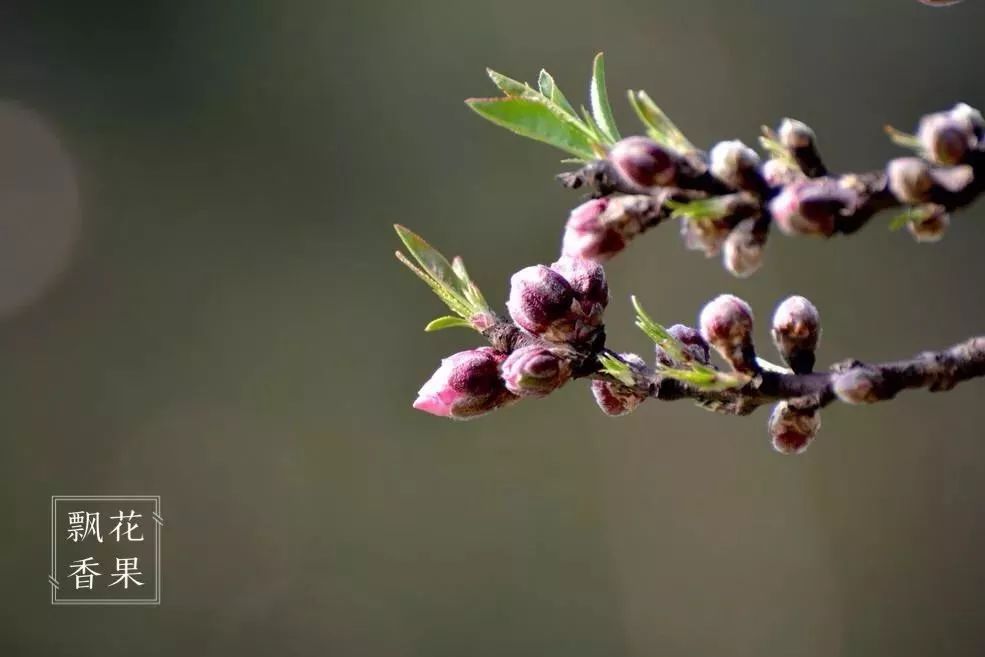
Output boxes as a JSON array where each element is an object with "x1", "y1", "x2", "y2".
[{"x1": 2, "y1": 1, "x2": 985, "y2": 655}]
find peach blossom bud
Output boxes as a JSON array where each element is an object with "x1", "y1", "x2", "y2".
[
  {"x1": 887, "y1": 157, "x2": 934, "y2": 204},
  {"x1": 832, "y1": 367, "x2": 883, "y2": 404},
  {"x1": 413, "y1": 347, "x2": 516, "y2": 419},
  {"x1": 907, "y1": 206, "x2": 950, "y2": 243},
  {"x1": 608, "y1": 136, "x2": 677, "y2": 188},
  {"x1": 769, "y1": 402, "x2": 821, "y2": 455},
  {"x1": 918, "y1": 113, "x2": 971, "y2": 165},
  {"x1": 778, "y1": 118, "x2": 816, "y2": 150},
  {"x1": 591, "y1": 353, "x2": 648, "y2": 416},
  {"x1": 501, "y1": 345, "x2": 571, "y2": 397},
  {"x1": 771, "y1": 295, "x2": 821, "y2": 374},
  {"x1": 699, "y1": 294, "x2": 757, "y2": 373},
  {"x1": 709, "y1": 139, "x2": 761, "y2": 188},
  {"x1": 769, "y1": 180, "x2": 857, "y2": 236}
]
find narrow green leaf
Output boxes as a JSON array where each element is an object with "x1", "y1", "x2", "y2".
[
  {"x1": 537, "y1": 69, "x2": 577, "y2": 117},
  {"x1": 630, "y1": 295, "x2": 687, "y2": 363},
  {"x1": 394, "y1": 224, "x2": 464, "y2": 298},
  {"x1": 451, "y1": 255, "x2": 489, "y2": 311},
  {"x1": 758, "y1": 125, "x2": 798, "y2": 168},
  {"x1": 395, "y1": 251, "x2": 472, "y2": 318},
  {"x1": 659, "y1": 366, "x2": 747, "y2": 391},
  {"x1": 664, "y1": 197, "x2": 732, "y2": 221},
  {"x1": 628, "y1": 90, "x2": 693, "y2": 152},
  {"x1": 598, "y1": 353, "x2": 636, "y2": 386},
  {"x1": 486, "y1": 68, "x2": 532, "y2": 98},
  {"x1": 887, "y1": 205, "x2": 935, "y2": 231},
  {"x1": 466, "y1": 96, "x2": 598, "y2": 159},
  {"x1": 425, "y1": 316, "x2": 473, "y2": 332},
  {"x1": 884, "y1": 124, "x2": 922, "y2": 150},
  {"x1": 589, "y1": 53, "x2": 620, "y2": 144}
]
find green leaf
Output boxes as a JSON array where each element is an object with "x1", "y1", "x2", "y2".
[
  {"x1": 424, "y1": 315, "x2": 473, "y2": 332},
  {"x1": 884, "y1": 124, "x2": 922, "y2": 150},
  {"x1": 466, "y1": 96, "x2": 599, "y2": 159},
  {"x1": 537, "y1": 69, "x2": 577, "y2": 118},
  {"x1": 630, "y1": 295, "x2": 687, "y2": 362},
  {"x1": 394, "y1": 225, "x2": 473, "y2": 318},
  {"x1": 589, "y1": 53, "x2": 620, "y2": 144},
  {"x1": 627, "y1": 90, "x2": 693, "y2": 152},
  {"x1": 664, "y1": 197, "x2": 731, "y2": 221},
  {"x1": 451, "y1": 255, "x2": 489, "y2": 311},
  {"x1": 486, "y1": 68, "x2": 533, "y2": 98},
  {"x1": 598, "y1": 353, "x2": 636, "y2": 386},
  {"x1": 579, "y1": 105, "x2": 608, "y2": 145},
  {"x1": 659, "y1": 365, "x2": 748, "y2": 391},
  {"x1": 887, "y1": 205, "x2": 935, "y2": 231}
]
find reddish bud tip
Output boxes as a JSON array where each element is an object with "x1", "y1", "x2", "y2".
[
  {"x1": 561, "y1": 197, "x2": 627, "y2": 262},
  {"x1": 500, "y1": 345, "x2": 571, "y2": 397},
  {"x1": 769, "y1": 402, "x2": 821, "y2": 455},
  {"x1": 768, "y1": 180, "x2": 857, "y2": 236},
  {"x1": 414, "y1": 347, "x2": 517, "y2": 419},
  {"x1": 608, "y1": 136, "x2": 677, "y2": 189},
  {"x1": 550, "y1": 254, "x2": 609, "y2": 313},
  {"x1": 771, "y1": 295, "x2": 821, "y2": 373}
]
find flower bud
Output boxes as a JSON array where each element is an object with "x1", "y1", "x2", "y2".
[
  {"x1": 771, "y1": 295, "x2": 821, "y2": 374},
  {"x1": 831, "y1": 367, "x2": 883, "y2": 404},
  {"x1": 608, "y1": 136, "x2": 677, "y2": 189},
  {"x1": 768, "y1": 180, "x2": 857, "y2": 236},
  {"x1": 591, "y1": 353, "x2": 648, "y2": 416},
  {"x1": 887, "y1": 157, "x2": 934, "y2": 204},
  {"x1": 656, "y1": 324, "x2": 710, "y2": 367},
  {"x1": 907, "y1": 206, "x2": 950, "y2": 243},
  {"x1": 778, "y1": 118, "x2": 816, "y2": 150},
  {"x1": 699, "y1": 294, "x2": 757, "y2": 373},
  {"x1": 680, "y1": 217, "x2": 731, "y2": 256},
  {"x1": 550, "y1": 254, "x2": 609, "y2": 314},
  {"x1": 500, "y1": 345, "x2": 572, "y2": 398},
  {"x1": 950, "y1": 102, "x2": 984, "y2": 142},
  {"x1": 768, "y1": 402, "x2": 821, "y2": 455},
  {"x1": 414, "y1": 347, "x2": 517, "y2": 419},
  {"x1": 709, "y1": 139, "x2": 761, "y2": 189},
  {"x1": 722, "y1": 218, "x2": 765, "y2": 278},
  {"x1": 917, "y1": 113, "x2": 971, "y2": 165},
  {"x1": 761, "y1": 158, "x2": 803, "y2": 187},
  {"x1": 507, "y1": 265, "x2": 576, "y2": 339},
  {"x1": 562, "y1": 198, "x2": 626, "y2": 262}
]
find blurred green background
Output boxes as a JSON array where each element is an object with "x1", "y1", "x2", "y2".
[{"x1": 2, "y1": 1, "x2": 985, "y2": 655}]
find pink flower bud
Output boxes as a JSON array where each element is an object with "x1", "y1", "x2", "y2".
[
  {"x1": 907, "y1": 206, "x2": 950, "y2": 243},
  {"x1": 778, "y1": 118, "x2": 815, "y2": 150},
  {"x1": 832, "y1": 367, "x2": 883, "y2": 404},
  {"x1": 768, "y1": 402, "x2": 821, "y2": 455},
  {"x1": 699, "y1": 294, "x2": 757, "y2": 373},
  {"x1": 414, "y1": 347, "x2": 517, "y2": 419},
  {"x1": 769, "y1": 180, "x2": 857, "y2": 236},
  {"x1": 608, "y1": 136, "x2": 677, "y2": 189},
  {"x1": 561, "y1": 197, "x2": 627, "y2": 262},
  {"x1": 771, "y1": 295, "x2": 821, "y2": 373},
  {"x1": 591, "y1": 353, "x2": 649, "y2": 416},
  {"x1": 722, "y1": 218, "x2": 765, "y2": 278},
  {"x1": 917, "y1": 113, "x2": 972, "y2": 165},
  {"x1": 709, "y1": 140, "x2": 760, "y2": 188},
  {"x1": 501, "y1": 345, "x2": 572, "y2": 397},
  {"x1": 761, "y1": 158, "x2": 803, "y2": 187},
  {"x1": 656, "y1": 324, "x2": 710, "y2": 366},
  {"x1": 550, "y1": 255, "x2": 609, "y2": 314},
  {"x1": 887, "y1": 157, "x2": 934, "y2": 204}
]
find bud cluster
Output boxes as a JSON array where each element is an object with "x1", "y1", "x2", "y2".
[{"x1": 507, "y1": 255, "x2": 608, "y2": 344}]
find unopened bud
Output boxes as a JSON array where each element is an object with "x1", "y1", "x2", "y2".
[
  {"x1": 722, "y1": 218, "x2": 766, "y2": 278},
  {"x1": 832, "y1": 367, "x2": 883, "y2": 404},
  {"x1": 591, "y1": 353, "x2": 649, "y2": 416},
  {"x1": 709, "y1": 139, "x2": 761, "y2": 189},
  {"x1": 414, "y1": 347, "x2": 517, "y2": 419},
  {"x1": 887, "y1": 157, "x2": 934, "y2": 204},
  {"x1": 501, "y1": 345, "x2": 572, "y2": 398},
  {"x1": 771, "y1": 295, "x2": 821, "y2": 374},
  {"x1": 680, "y1": 217, "x2": 731, "y2": 256},
  {"x1": 907, "y1": 205, "x2": 950, "y2": 243},
  {"x1": 762, "y1": 158, "x2": 803, "y2": 187},
  {"x1": 768, "y1": 402, "x2": 821, "y2": 455},
  {"x1": 608, "y1": 136, "x2": 677, "y2": 189},
  {"x1": 918, "y1": 113, "x2": 971, "y2": 165},
  {"x1": 778, "y1": 118, "x2": 816, "y2": 150},
  {"x1": 550, "y1": 255, "x2": 609, "y2": 314},
  {"x1": 656, "y1": 324, "x2": 710, "y2": 367},
  {"x1": 507, "y1": 265, "x2": 576, "y2": 341},
  {"x1": 699, "y1": 294, "x2": 757, "y2": 373},
  {"x1": 562, "y1": 196, "x2": 652, "y2": 262},
  {"x1": 768, "y1": 180, "x2": 857, "y2": 236},
  {"x1": 950, "y1": 102, "x2": 984, "y2": 142}
]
